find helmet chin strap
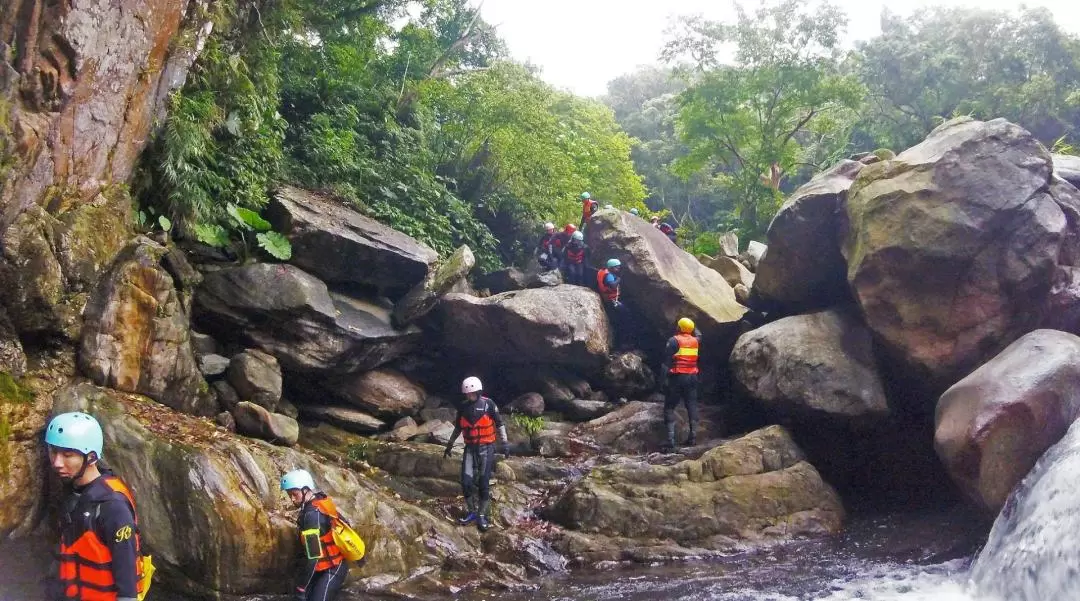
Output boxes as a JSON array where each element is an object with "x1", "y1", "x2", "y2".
[{"x1": 70, "y1": 452, "x2": 97, "y2": 485}]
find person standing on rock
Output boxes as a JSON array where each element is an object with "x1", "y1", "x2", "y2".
[
  {"x1": 281, "y1": 469, "x2": 349, "y2": 601},
  {"x1": 45, "y1": 412, "x2": 150, "y2": 601},
  {"x1": 659, "y1": 317, "x2": 702, "y2": 449},
  {"x1": 579, "y1": 192, "x2": 598, "y2": 229},
  {"x1": 536, "y1": 222, "x2": 560, "y2": 271},
  {"x1": 597, "y1": 258, "x2": 628, "y2": 348},
  {"x1": 443, "y1": 377, "x2": 510, "y2": 532},
  {"x1": 562, "y1": 230, "x2": 587, "y2": 286}
]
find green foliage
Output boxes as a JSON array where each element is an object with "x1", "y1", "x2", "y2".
[
  {"x1": 346, "y1": 440, "x2": 372, "y2": 463},
  {"x1": 0, "y1": 372, "x2": 33, "y2": 405},
  {"x1": 663, "y1": 0, "x2": 863, "y2": 239},
  {"x1": 257, "y1": 231, "x2": 293, "y2": 260},
  {"x1": 510, "y1": 414, "x2": 545, "y2": 438},
  {"x1": 193, "y1": 223, "x2": 230, "y2": 248}
]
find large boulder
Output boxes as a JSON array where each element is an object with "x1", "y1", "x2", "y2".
[
  {"x1": 226, "y1": 350, "x2": 282, "y2": 412},
  {"x1": 601, "y1": 351, "x2": 656, "y2": 398},
  {"x1": 730, "y1": 309, "x2": 889, "y2": 423},
  {"x1": 585, "y1": 210, "x2": 746, "y2": 342},
  {"x1": 298, "y1": 405, "x2": 386, "y2": 434},
  {"x1": 50, "y1": 383, "x2": 477, "y2": 597},
  {"x1": 700, "y1": 255, "x2": 755, "y2": 290},
  {"x1": 475, "y1": 267, "x2": 528, "y2": 294},
  {"x1": 935, "y1": 329, "x2": 1080, "y2": 514},
  {"x1": 231, "y1": 401, "x2": 299, "y2": 446},
  {"x1": 843, "y1": 118, "x2": 1068, "y2": 391},
  {"x1": 392, "y1": 244, "x2": 475, "y2": 327},
  {"x1": 193, "y1": 264, "x2": 422, "y2": 376},
  {"x1": 548, "y1": 426, "x2": 844, "y2": 548},
  {"x1": 754, "y1": 160, "x2": 863, "y2": 313},
  {"x1": 439, "y1": 286, "x2": 611, "y2": 368},
  {"x1": 0, "y1": 0, "x2": 209, "y2": 339},
  {"x1": 266, "y1": 186, "x2": 438, "y2": 298},
  {"x1": 1055, "y1": 153, "x2": 1080, "y2": 189},
  {"x1": 329, "y1": 368, "x2": 427, "y2": 420},
  {"x1": 79, "y1": 239, "x2": 214, "y2": 416},
  {"x1": 571, "y1": 401, "x2": 723, "y2": 455}
]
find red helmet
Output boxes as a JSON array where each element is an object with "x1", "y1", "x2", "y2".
[{"x1": 564, "y1": 224, "x2": 577, "y2": 234}]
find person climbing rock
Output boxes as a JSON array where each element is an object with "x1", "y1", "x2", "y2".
[
  {"x1": 562, "y1": 230, "x2": 587, "y2": 286},
  {"x1": 552, "y1": 223, "x2": 576, "y2": 263},
  {"x1": 281, "y1": 469, "x2": 349, "y2": 601},
  {"x1": 579, "y1": 192, "x2": 598, "y2": 228},
  {"x1": 659, "y1": 221, "x2": 678, "y2": 244},
  {"x1": 659, "y1": 318, "x2": 702, "y2": 450},
  {"x1": 443, "y1": 377, "x2": 509, "y2": 532},
  {"x1": 597, "y1": 258, "x2": 629, "y2": 348},
  {"x1": 536, "y1": 222, "x2": 560, "y2": 271},
  {"x1": 46, "y1": 412, "x2": 150, "y2": 601}
]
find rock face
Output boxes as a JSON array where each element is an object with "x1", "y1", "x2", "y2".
[
  {"x1": 1043, "y1": 267, "x2": 1080, "y2": 334},
  {"x1": 1055, "y1": 153, "x2": 1080, "y2": 188},
  {"x1": 549, "y1": 426, "x2": 844, "y2": 547},
  {"x1": 572, "y1": 401, "x2": 723, "y2": 455},
  {"x1": 935, "y1": 330, "x2": 1080, "y2": 514},
  {"x1": 755, "y1": 160, "x2": 863, "y2": 313},
  {"x1": 232, "y1": 401, "x2": 299, "y2": 446},
  {"x1": 730, "y1": 310, "x2": 889, "y2": 422},
  {"x1": 330, "y1": 369, "x2": 427, "y2": 419},
  {"x1": 50, "y1": 383, "x2": 475, "y2": 597},
  {"x1": 0, "y1": 310, "x2": 26, "y2": 376},
  {"x1": 585, "y1": 210, "x2": 746, "y2": 341},
  {"x1": 266, "y1": 186, "x2": 438, "y2": 298},
  {"x1": 194, "y1": 264, "x2": 422, "y2": 376},
  {"x1": 79, "y1": 239, "x2": 213, "y2": 416},
  {"x1": 510, "y1": 392, "x2": 545, "y2": 417},
  {"x1": 439, "y1": 286, "x2": 611, "y2": 368},
  {"x1": 0, "y1": 0, "x2": 208, "y2": 339},
  {"x1": 475, "y1": 267, "x2": 528, "y2": 294},
  {"x1": 392, "y1": 244, "x2": 475, "y2": 327},
  {"x1": 227, "y1": 350, "x2": 283, "y2": 412},
  {"x1": 843, "y1": 118, "x2": 1067, "y2": 391}
]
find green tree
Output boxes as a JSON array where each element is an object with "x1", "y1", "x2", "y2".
[
  {"x1": 853, "y1": 7, "x2": 1080, "y2": 149},
  {"x1": 663, "y1": 0, "x2": 863, "y2": 239}
]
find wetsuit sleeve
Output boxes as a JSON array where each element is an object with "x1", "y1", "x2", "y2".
[
  {"x1": 96, "y1": 498, "x2": 138, "y2": 599},
  {"x1": 488, "y1": 400, "x2": 508, "y2": 443},
  {"x1": 294, "y1": 507, "x2": 322, "y2": 593}
]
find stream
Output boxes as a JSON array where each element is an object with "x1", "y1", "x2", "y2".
[{"x1": 0, "y1": 506, "x2": 990, "y2": 601}]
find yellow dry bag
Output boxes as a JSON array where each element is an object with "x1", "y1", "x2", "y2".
[
  {"x1": 331, "y1": 518, "x2": 366, "y2": 561},
  {"x1": 137, "y1": 554, "x2": 155, "y2": 601}
]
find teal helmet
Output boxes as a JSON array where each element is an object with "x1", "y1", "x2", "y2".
[
  {"x1": 281, "y1": 469, "x2": 316, "y2": 492},
  {"x1": 571, "y1": 231, "x2": 584, "y2": 241},
  {"x1": 606, "y1": 258, "x2": 621, "y2": 269},
  {"x1": 629, "y1": 208, "x2": 639, "y2": 215},
  {"x1": 580, "y1": 192, "x2": 591, "y2": 200},
  {"x1": 45, "y1": 412, "x2": 104, "y2": 457}
]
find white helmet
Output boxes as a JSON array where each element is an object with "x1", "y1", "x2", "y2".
[
  {"x1": 543, "y1": 222, "x2": 555, "y2": 232},
  {"x1": 461, "y1": 376, "x2": 483, "y2": 394}
]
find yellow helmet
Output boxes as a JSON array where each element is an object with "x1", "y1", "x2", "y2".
[{"x1": 677, "y1": 317, "x2": 695, "y2": 333}]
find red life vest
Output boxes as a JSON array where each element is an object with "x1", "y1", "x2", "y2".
[
  {"x1": 57, "y1": 476, "x2": 146, "y2": 601},
  {"x1": 309, "y1": 496, "x2": 345, "y2": 572},
  {"x1": 596, "y1": 269, "x2": 619, "y2": 302},
  {"x1": 459, "y1": 413, "x2": 497, "y2": 445},
  {"x1": 565, "y1": 244, "x2": 585, "y2": 264},
  {"x1": 670, "y1": 334, "x2": 700, "y2": 375}
]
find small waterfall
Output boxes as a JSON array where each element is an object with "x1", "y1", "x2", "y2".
[{"x1": 969, "y1": 418, "x2": 1080, "y2": 601}]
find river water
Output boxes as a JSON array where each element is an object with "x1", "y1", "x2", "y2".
[{"x1": 0, "y1": 506, "x2": 989, "y2": 601}]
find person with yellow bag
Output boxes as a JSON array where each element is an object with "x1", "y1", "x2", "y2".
[
  {"x1": 281, "y1": 469, "x2": 361, "y2": 601},
  {"x1": 44, "y1": 412, "x2": 154, "y2": 601}
]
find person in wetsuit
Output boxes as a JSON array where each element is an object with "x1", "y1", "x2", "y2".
[
  {"x1": 659, "y1": 317, "x2": 702, "y2": 449},
  {"x1": 45, "y1": 412, "x2": 147, "y2": 601},
  {"x1": 443, "y1": 377, "x2": 510, "y2": 532},
  {"x1": 281, "y1": 469, "x2": 349, "y2": 601}
]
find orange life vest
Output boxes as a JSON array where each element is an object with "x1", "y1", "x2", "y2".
[
  {"x1": 596, "y1": 269, "x2": 619, "y2": 302},
  {"x1": 565, "y1": 244, "x2": 585, "y2": 264},
  {"x1": 582, "y1": 198, "x2": 597, "y2": 220},
  {"x1": 309, "y1": 497, "x2": 345, "y2": 572},
  {"x1": 670, "y1": 334, "x2": 700, "y2": 375},
  {"x1": 459, "y1": 413, "x2": 497, "y2": 445},
  {"x1": 57, "y1": 476, "x2": 146, "y2": 601}
]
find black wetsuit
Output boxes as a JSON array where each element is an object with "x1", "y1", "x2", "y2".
[
  {"x1": 446, "y1": 396, "x2": 507, "y2": 518},
  {"x1": 295, "y1": 494, "x2": 349, "y2": 601}
]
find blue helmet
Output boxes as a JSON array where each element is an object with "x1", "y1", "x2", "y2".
[
  {"x1": 45, "y1": 412, "x2": 104, "y2": 457},
  {"x1": 580, "y1": 192, "x2": 591, "y2": 200},
  {"x1": 629, "y1": 208, "x2": 639, "y2": 215},
  {"x1": 606, "y1": 258, "x2": 621, "y2": 269},
  {"x1": 281, "y1": 469, "x2": 316, "y2": 492}
]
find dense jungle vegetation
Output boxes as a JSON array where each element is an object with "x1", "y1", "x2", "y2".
[{"x1": 135, "y1": 0, "x2": 1080, "y2": 267}]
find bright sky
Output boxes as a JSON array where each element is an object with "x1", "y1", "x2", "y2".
[{"x1": 478, "y1": 0, "x2": 1080, "y2": 98}]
